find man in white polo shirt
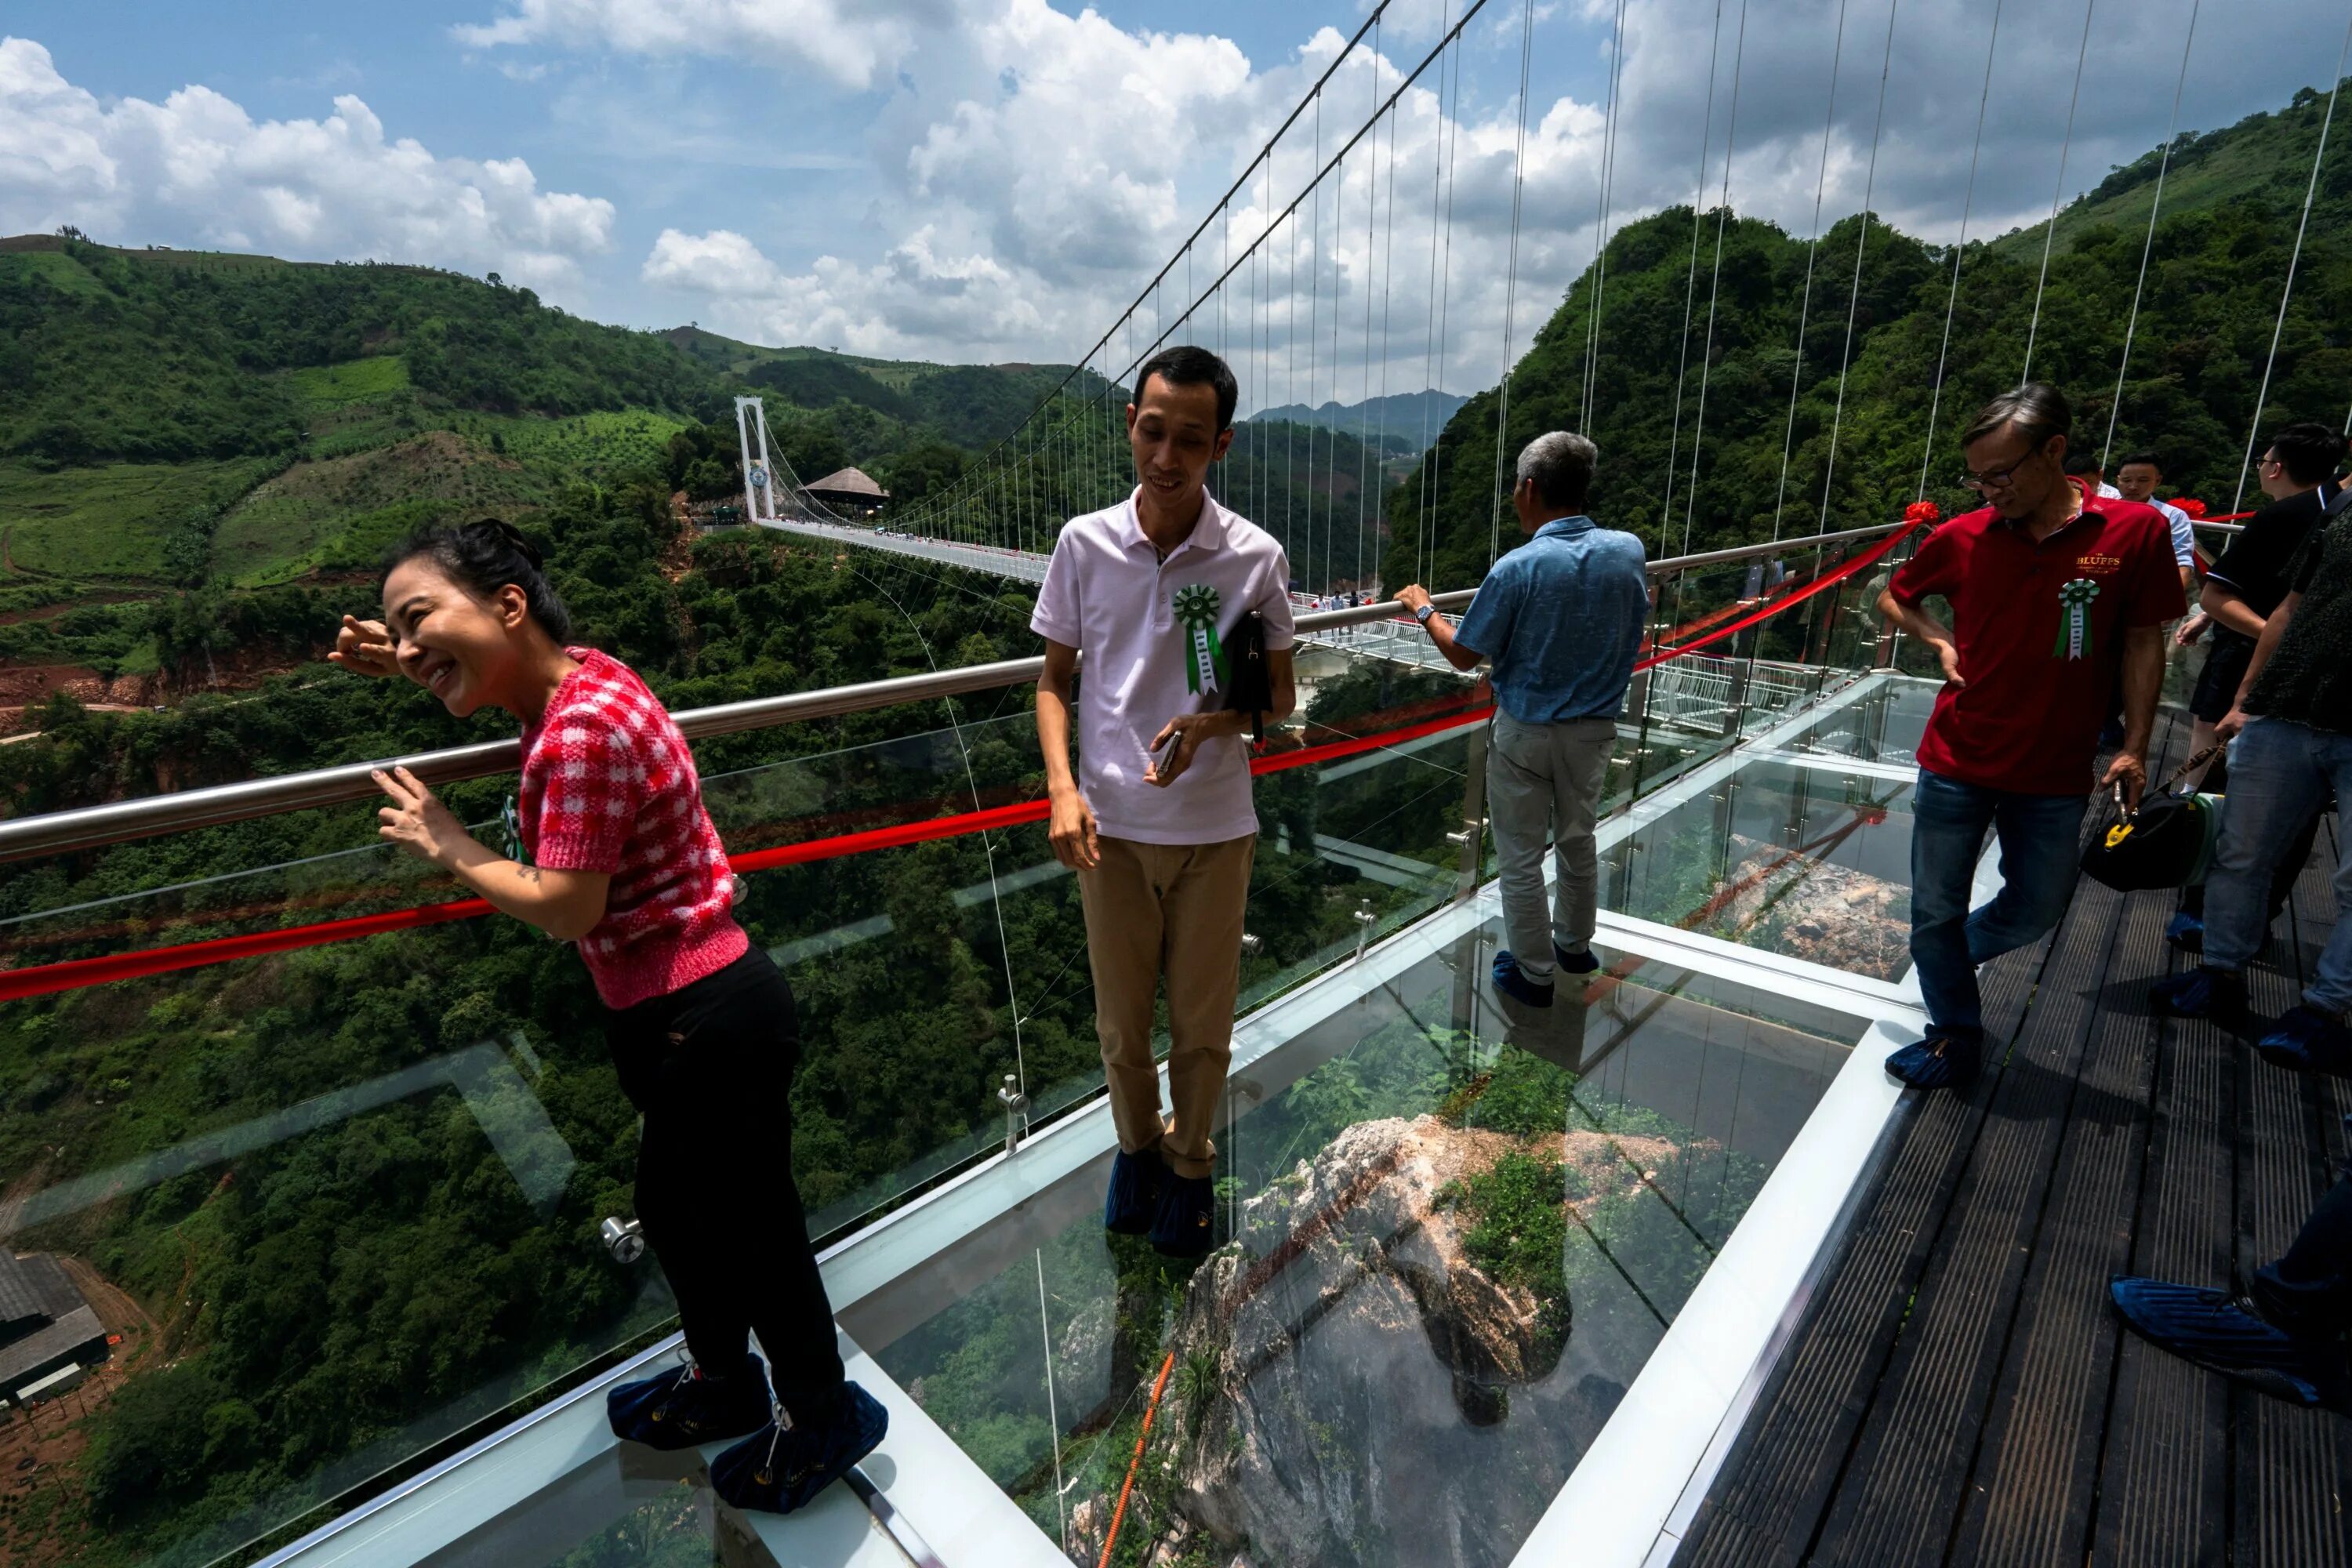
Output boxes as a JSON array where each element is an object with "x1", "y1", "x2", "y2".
[{"x1": 1032, "y1": 345, "x2": 1297, "y2": 1258}]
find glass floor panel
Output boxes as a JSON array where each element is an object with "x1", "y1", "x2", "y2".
[
  {"x1": 1778, "y1": 676, "x2": 1937, "y2": 769},
  {"x1": 533, "y1": 1477, "x2": 778, "y2": 1568},
  {"x1": 867, "y1": 930, "x2": 1868, "y2": 1568},
  {"x1": 1602, "y1": 758, "x2": 1918, "y2": 982}
]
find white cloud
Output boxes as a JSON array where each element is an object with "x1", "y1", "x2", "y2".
[
  {"x1": 452, "y1": 0, "x2": 954, "y2": 93},
  {"x1": 0, "y1": 36, "x2": 615, "y2": 294}
]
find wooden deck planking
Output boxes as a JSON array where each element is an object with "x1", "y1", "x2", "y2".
[{"x1": 1677, "y1": 718, "x2": 2347, "y2": 1567}]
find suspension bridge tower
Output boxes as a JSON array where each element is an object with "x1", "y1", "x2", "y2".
[{"x1": 732, "y1": 396, "x2": 782, "y2": 527}]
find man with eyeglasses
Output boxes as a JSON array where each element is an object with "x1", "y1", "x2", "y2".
[{"x1": 1873, "y1": 384, "x2": 2182, "y2": 1091}]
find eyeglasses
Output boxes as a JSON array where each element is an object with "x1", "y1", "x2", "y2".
[
  {"x1": 2256, "y1": 456, "x2": 2281, "y2": 472},
  {"x1": 1956, "y1": 453, "x2": 2038, "y2": 492}
]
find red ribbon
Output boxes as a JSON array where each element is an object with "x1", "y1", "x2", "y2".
[{"x1": 0, "y1": 517, "x2": 1926, "y2": 1004}]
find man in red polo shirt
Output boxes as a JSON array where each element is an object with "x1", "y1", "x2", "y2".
[{"x1": 1875, "y1": 383, "x2": 2182, "y2": 1089}]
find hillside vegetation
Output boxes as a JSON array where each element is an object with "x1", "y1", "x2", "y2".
[{"x1": 1390, "y1": 79, "x2": 2352, "y2": 585}]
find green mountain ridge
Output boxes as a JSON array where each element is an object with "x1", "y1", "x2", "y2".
[{"x1": 1390, "y1": 74, "x2": 2352, "y2": 588}]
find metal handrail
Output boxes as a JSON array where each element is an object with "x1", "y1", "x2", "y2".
[{"x1": 0, "y1": 522, "x2": 1897, "y2": 862}]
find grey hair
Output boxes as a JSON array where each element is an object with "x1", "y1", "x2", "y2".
[{"x1": 1515, "y1": 431, "x2": 1598, "y2": 510}]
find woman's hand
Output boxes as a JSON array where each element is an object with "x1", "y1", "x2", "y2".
[
  {"x1": 2173, "y1": 612, "x2": 2210, "y2": 648},
  {"x1": 2216, "y1": 705, "x2": 2251, "y2": 741},
  {"x1": 332, "y1": 616, "x2": 399, "y2": 678},
  {"x1": 374, "y1": 766, "x2": 477, "y2": 867}
]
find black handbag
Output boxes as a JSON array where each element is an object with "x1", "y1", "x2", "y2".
[
  {"x1": 2079, "y1": 747, "x2": 2224, "y2": 892},
  {"x1": 1221, "y1": 610, "x2": 1272, "y2": 747}
]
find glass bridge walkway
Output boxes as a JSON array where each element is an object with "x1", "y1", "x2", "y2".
[{"x1": 0, "y1": 523, "x2": 2336, "y2": 1568}]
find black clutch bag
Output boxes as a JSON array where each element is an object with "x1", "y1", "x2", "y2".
[
  {"x1": 2079, "y1": 748, "x2": 2224, "y2": 892},
  {"x1": 1222, "y1": 610, "x2": 1272, "y2": 747}
]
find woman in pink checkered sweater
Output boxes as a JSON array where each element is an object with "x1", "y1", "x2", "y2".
[{"x1": 333, "y1": 519, "x2": 885, "y2": 1513}]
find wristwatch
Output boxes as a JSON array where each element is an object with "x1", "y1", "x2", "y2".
[{"x1": 1414, "y1": 603, "x2": 1436, "y2": 624}]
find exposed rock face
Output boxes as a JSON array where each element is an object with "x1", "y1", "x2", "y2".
[
  {"x1": 1115, "y1": 1115, "x2": 1675, "y2": 1568},
  {"x1": 1710, "y1": 830, "x2": 1910, "y2": 979}
]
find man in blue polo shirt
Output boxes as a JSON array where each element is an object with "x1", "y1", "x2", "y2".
[{"x1": 1396, "y1": 431, "x2": 1648, "y2": 1006}]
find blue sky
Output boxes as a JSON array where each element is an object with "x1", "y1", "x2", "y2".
[{"x1": 5, "y1": 1, "x2": 2347, "y2": 396}]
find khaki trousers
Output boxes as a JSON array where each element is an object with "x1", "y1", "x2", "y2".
[{"x1": 1076, "y1": 833, "x2": 1257, "y2": 1179}]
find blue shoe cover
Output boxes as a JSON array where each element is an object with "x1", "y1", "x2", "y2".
[
  {"x1": 607, "y1": 1352, "x2": 771, "y2": 1450},
  {"x1": 1150, "y1": 1171, "x2": 1216, "y2": 1258},
  {"x1": 2110, "y1": 1276, "x2": 2334, "y2": 1407},
  {"x1": 2148, "y1": 967, "x2": 2245, "y2": 1022},
  {"x1": 1105, "y1": 1147, "x2": 1163, "y2": 1235},
  {"x1": 1885, "y1": 1034, "x2": 1980, "y2": 1091},
  {"x1": 713, "y1": 1382, "x2": 888, "y2": 1515},
  {"x1": 1553, "y1": 942, "x2": 1601, "y2": 975},
  {"x1": 1491, "y1": 951, "x2": 1555, "y2": 1007},
  {"x1": 2164, "y1": 911, "x2": 2204, "y2": 953},
  {"x1": 2256, "y1": 1005, "x2": 2352, "y2": 1076}
]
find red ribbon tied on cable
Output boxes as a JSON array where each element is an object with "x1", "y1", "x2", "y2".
[{"x1": 1904, "y1": 500, "x2": 1942, "y2": 528}]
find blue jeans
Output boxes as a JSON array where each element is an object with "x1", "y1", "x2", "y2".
[
  {"x1": 2203, "y1": 717, "x2": 2352, "y2": 1015},
  {"x1": 1910, "y1": 769, "x2": 2089, "y2": 1041}
]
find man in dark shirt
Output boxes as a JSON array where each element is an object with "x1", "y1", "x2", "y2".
[
  {"x1": 2154, "y1": 488, "x2": 2352, "y2": 1067},
  {"x1": 1876, "y1": 384, "x2": 2181, "y2": 1091},
  {"x1": 2165, "y1": 424, "x2": 2340, "y2": 952}
]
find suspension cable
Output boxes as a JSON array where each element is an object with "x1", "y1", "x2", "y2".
[
  {"x1": 2234, "y1": 13, "x2": 2352, "y2": 511},
  {"x1": 2103, "y1": 0, "x2": 2201, "y2": 468},
  {"x1": 1772, "y1": 0, "x2": 1852, "y2": 543},
  {"x1": 1373, "y1": 28, "x2": 1400, "y2": 597},
  {"x1": 1915, "y1": 0, "x2": 2005, "y2": 500},
  {"x1": 2021, "y1": 0, "x2": 2097, "y2": 380},
  {"x1": 1819, "y1": 0, "x2": 1900, "y2": 528},
  {"x1": 1417, "y1": 0, "x2": 1455, "y2": 588},
  {"x1": 1426, "y1": 24, "x2": 1465, "y2": 587},
  {"x1": 1661, "y1": 0, "x2": 1730, "y2": 554},
  {"x1": 1489, "y1": 0, "x2": 1538, "y2": 569},
  {"x1": 1680, "y1": 0, "x2": 1752, "y2": 557},
  {"x1": 1583, "y1": 0, "x2": 1632, "y2": 431}
]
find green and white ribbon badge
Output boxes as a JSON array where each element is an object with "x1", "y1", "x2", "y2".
[
  {"x1": 1172, "y1": 583, "x2": 1226, "y2": 695},
  {"x1": 2053, "y1": 578, "x2": 2100, "y2": 660}
]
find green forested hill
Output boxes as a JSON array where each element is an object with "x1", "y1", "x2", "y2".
[{"x1": 1390, "y1": 78, "x2": 2352, "y2": 586}]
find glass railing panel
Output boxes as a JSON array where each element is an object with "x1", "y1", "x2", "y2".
[
  {"x1": 1780, "y1": 674, "x2": 1940, "y2": 770},
  {"x1": 0, "y1": 895, "x2": 678, "y2": 1568},
  {"x1": 869, "y1": 931, "x2": 1868, "y2": 1566},
  {"x1": 1600, "y1": 757, "x2": 1918, "y2": 982}
]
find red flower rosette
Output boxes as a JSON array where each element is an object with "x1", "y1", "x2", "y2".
[
  {"x1": 2177, "y1": 498, "x2": 2208, "y2": 518},
  {"x1": 1904, "y1": 499, "x2": 1942, "y2": 527}
]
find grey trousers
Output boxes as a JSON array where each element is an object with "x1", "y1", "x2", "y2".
[{"x1": 1487, "y1": 713, "x2": 1617, "y2": 979}]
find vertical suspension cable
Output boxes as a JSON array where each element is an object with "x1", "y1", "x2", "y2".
[
  {"x1": 1489, "y1": 0, "x2": 1537, "y2": 569},
  {"x1": 1373, "y1": 34, "x2": 1400, "y2": 597},
  {"x1": 1425, "y1": 27, "x2": 1464, "y2": 587},
  {"x1": 2103, "y1": 0, "x2": 2200, "y2": 467},
  {"x1": 1329, "y1": 125, "x2": 1346, "y2": 587},
  {"x1": 1915, "y1": 0, "x2": 2005, "y2": 501},
  {"x1": 1772, "y1": 0, "x2": 1851, "y2": 543},
  {"x1": 1661, "y1": 0, "x2": 1729, "y2": 553},
  {"x1": 1679, "y1": 0, "x2": 1751, "y2": 558},
  {"x1": 1582, "y1": 0, "x2": 1631, "y2": 431},
  {"x1": 2234, "y1": 12, "x2": 2352, "y2": 511},
  {"x1": 2020, "y1": 0, "x2": 2096, "y2": 380},
  {"x1": 1308, "y1": 91, "x2": 1323, "y2": 591},
  {"x1": 1359, "y1": 18, "x2": 1382, "y2": 594},
  {"x1": 1416, "y1": 5, "x2": 1450, "y2": 587},
  {"x1": 1820, "y1": 0, "x2": 1899, "y2": 527}
]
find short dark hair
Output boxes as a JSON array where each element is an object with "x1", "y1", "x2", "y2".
[
  {"x1": 1134, "y1": 345, "x2": 1239, "y2": 433},
  {"x1": 2116, "y1": 450, "x2": 2163, "y2": 474},
  {"x1": 2263, "y1": 421, "x2": 2347, "y2": 486},
  {"x1": 2062, "y1": 452, "x2": 2103, "y2": 477},
  {"x1": 384, "y1": 518, "x2": 572, "y2": 640},
  {"x1": 1515, "y1": 431, "x2": 1598, "y2": 510},
  {"x1": 1961, "y1": 383, "x2": 2072, "y2": 453}
]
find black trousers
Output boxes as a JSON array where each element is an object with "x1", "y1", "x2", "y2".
[{"x1": 607, "y1": 944, "x2": 847, "y2": 1422}]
